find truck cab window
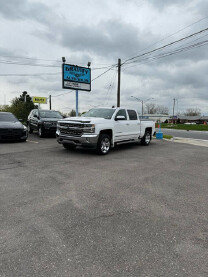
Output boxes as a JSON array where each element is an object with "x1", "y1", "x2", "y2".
[{"x1": 127, "y1": 110, "x2": 137, "y2": 120}]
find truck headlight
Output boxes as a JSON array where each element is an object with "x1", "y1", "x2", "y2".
[{"x1": 83, "y1": 124, "x2": 95, "y2": 133}]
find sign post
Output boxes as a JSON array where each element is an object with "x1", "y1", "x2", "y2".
[{"x1": 76, "y1": 90, "x2": 79, "y2": 116}]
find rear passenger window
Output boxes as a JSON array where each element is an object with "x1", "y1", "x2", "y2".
[{"x1": 127, "y1": 110, "x2": 137, "y2": 120}]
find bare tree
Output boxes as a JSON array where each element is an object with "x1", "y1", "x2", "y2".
[
  {"x1": 184, "y1": 108, "x2": 201, "y2": 116},
  {"x1": 145, "y1": 103, "x2": 157, "y2": 114},
  {"x1": 157, "y1": 105, "x2": 169, "y2": 115},
  {"x1": 145, "y1": 103, "x2": 169, "y2": 114}
]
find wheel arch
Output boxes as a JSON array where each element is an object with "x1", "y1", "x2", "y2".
[
  {"x1": 145, "y1": 127, "x2": 152, "y2": 138},
  {"x1": 99, "y1": 129, "x2": 113, "y2": 140}
]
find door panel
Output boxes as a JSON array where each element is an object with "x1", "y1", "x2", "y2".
[
  {"x1": 127, "y1": 109, "x2": 140, "y2": 139},
  {"x1": 114, "y1": 109, "x2": 131, "y2": 142}
]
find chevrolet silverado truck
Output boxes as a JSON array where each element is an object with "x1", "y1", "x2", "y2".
[{"x1": 56, "y1": 107, "x2": 155, "y2": 155}]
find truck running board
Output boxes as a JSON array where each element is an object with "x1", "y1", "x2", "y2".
[{"x1": 116, "y1": 139, "x2": 137, "y2": 145}]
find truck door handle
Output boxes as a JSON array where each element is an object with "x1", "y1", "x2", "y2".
[{"x1": 126, "y1": 123, "x2": 130, "y2": 125}]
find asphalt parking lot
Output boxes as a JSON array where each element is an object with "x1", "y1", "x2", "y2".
[{"x1": 0, "y1": 135, "x2": 208, "y2": 277}]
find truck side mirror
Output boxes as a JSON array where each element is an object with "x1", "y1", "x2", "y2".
[{"x1": 115, "y1": 115, "x2": 126, "y2": 121}]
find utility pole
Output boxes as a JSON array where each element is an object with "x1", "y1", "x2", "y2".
[
  {"x1": 173, "y1": 98, "x2": 176, "y2": 123},
  {"x1": 49, "y1": 95, "x2": 51, "y2": 110},
  {"x1": 117, "y1": 58, "x2": 121, "y2": 107},
  {"x1": 141, "y1": 100, "x2": 144, "y2": 117},
  {"x1": 131, "y1": 96, "x2": 154, "y2": 117}
]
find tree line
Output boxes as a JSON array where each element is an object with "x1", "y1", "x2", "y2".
[{"x1": 0, "y1": 92, "x2": 201, "y2": 121}]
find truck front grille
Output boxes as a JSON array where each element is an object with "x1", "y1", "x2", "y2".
[{"x1": 59, "y1": 122, "x2": 84, "y2": 137}]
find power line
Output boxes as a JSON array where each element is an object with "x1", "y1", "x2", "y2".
[
  {"x1": 0, "y1": 55, "x2": 61, "y2": 63},
  {"x1": 123, "y1": 15, "x2": 208, "y2": 62},
  {"x1": 0, "y1": 72, "x2": 61, "y2": 76},
  {"x1": 122, "y1": 39, "x2": 208, "y2": 71},
  {"x1": 0, "y1": 60, "x2": 61, "y2": 68},
  {"x1": 122, "y1": 27, "x2": 208, "y2": 65},
  {"x1": 51, "y1": 91, "x2": 73, "y2": 97},
  {"x1": 91, "y1": 65, "x2": 116, "y2": 82},
  {"x1": 0, "y1": 59, "x2": 115, "y2": 71},
  {"x1": 103, "y1": 70, "x2": 117, "y2": 105}
]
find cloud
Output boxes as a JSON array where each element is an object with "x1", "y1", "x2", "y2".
[
  {"x1": 147, "y1": 0, "x2": 190, "y2": 9},
  {"x1": 0, "y1": 0, "x2": 52, "y2": 24},
  {"x1": 40, "y1": 19, "x2": 158, "y2": 61}
]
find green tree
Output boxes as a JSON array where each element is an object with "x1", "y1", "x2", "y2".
[
  {"x1": 9, "y1": 91, "x2": 36, "y2": 123},
  {"x1": 0, "y1": 105, "x2": 10, "y2": 112}
]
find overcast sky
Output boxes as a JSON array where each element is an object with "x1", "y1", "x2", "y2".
[{"x1": 0, "y1": 0, "x2": 208, "y2": 115}]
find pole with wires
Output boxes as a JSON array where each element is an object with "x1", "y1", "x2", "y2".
[
  {"x1": 49, "y1": 95, "x2": 51, "y2": 110},
  {"x1": 117, "y1": 58, "x2": 121, "y2": 107}
]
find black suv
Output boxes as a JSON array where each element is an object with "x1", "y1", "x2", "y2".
[{"x1": 27, "y1": 109, "x2": 63, "y2": 137}]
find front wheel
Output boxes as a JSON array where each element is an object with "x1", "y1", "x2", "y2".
[
  {"x1": 141, "y1": 131, "x2": 151, "y2": 146},
  {"x1": 38, "y1": 126, "x2": 44, "y2": 138},
  {"x1": 97, "y1": 134, "x2": 111, "y2": 155}
]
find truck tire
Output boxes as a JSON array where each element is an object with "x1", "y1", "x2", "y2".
[
  {"x1": 27, "y1": 123, "x2": 33, "y2": 134},
  {"x1": 141, "y1": 130, "x2": 151, "y2": 146},
  {"x1": 97, "y1": 134, "x2": 111, "y2": 155},
  {"x1": 38, "y1": 125, "x2": 44, "y2": 138},
  {"x1": 63, "y1": 143, "x2": 76, "y2": 150}
]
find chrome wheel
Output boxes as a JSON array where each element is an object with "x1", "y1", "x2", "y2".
[
  {"x1": 97, "y1": 134, "x2": 111, "y2": 155},
  {"x1": 145, "y1": 132, "x2": 151, "y2": 144},
  {"x1": 101, "y1": 137, "x2": 110, "y2": 154},
  {"x1": 141, "y1": 131, "x2": 151, "y2": 146}
]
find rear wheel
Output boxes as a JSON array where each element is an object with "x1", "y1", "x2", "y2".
[
  {"x1": 141, "y1": 130, "x2": 151, "y2": 145},
  {"x1": 97, "y1": 134, "x2": 111, "y2": 155}
]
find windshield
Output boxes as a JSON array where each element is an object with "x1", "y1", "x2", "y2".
[
  {"x1": 82, "y1": 108, "x2": 115, "y2": 119},
  {"x1": 0, "y1": 113, "x2": 18, "y2": 122},
  {"x1": 39, "y1": 111, "x2": 63, "y2": 119}
]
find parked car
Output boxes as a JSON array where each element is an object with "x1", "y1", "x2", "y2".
[
  {"x1": 56, "y1": 107, "x2": 155, "y2": 155},
  {"x1": 27, "y1": 109, "x2": 63, "y2": 137},
  {"x1": 0, "y1": 112, "x2": 28, "y2": 141}
]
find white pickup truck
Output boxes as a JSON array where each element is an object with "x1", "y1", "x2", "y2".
[{"x1": 56, "y1": 107, "x2": 155, "y2": 155}]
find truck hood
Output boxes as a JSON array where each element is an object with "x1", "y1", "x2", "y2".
[{"x1": 59, "y1": 117, "x2": 110, "y2": 124}]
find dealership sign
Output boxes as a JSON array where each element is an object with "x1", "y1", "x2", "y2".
[
  {"x1": 62, "y1": 64, "x2": 91, "y2": 91},
  {"x1": 32, "y1": 96, "x2": 47, "y2": 104}
]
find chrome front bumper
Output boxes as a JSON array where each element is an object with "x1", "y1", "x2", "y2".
[{"x1": 56, "y1": 130, "x2": 98, "y2": 148}]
